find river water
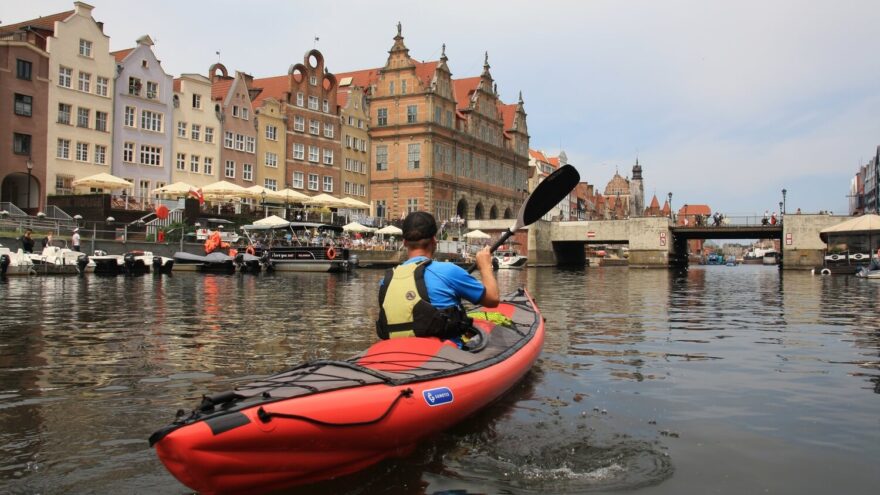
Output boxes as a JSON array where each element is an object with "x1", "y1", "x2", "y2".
[{"x1": 0, "y1": 265, "x2": 877, "y2": 494}]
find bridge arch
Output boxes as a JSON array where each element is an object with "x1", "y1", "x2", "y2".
[
  {"x1": 456, "y1": 198, "x2": 468, "y2": 220},
  {"x1": 474, "y1": 202, "x2": 484, "y2": 220},
  {"x1": 489, "y1": 204, "x2": 498, "y2": 220},
  {"x1": 503, "y1": 207, "x2": 513, "y2": 219}
]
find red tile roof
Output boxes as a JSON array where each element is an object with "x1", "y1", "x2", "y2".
[
  {"x1": 334, "y1": 67, "x2": 381, "y2": 88},
  {"x1": 529, "y1": 149, "x2": 549, "y2": 162},
  {"x1": 336, "y1": 90, "x2": 349, "y2": 108},
  {"x1": 250, "y1": 75, "x2": 288, "y2": 107},
  {"x1": 0, "y1": 10, "x2": 73, "y2": 34},
  {"x1": 548, "y1": 157, "x2": 560, "y2": 167},
  {"x1": 499, "y1": 103, "x2": 516, "y2": 130},
  {"x1": 649, "y1": 195, "x2": 660, "y2": 209},
  {"x1": 111, "y1": 48, "x2": 133, "y2": 63},
  {"x1": 172, "y1": 78, "x2": 181, "y2": 93},
  {"x1": 211, "y1": 78, "x2": 234, "y2": 101},
  {"x1": 453, "y1": 77, "x2": 480, "y2": 111},
  {"x1": 678, "y1": 204, "x2": 711, "y2": 216}
]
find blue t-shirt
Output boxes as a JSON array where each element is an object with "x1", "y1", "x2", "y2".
[{"x1": 383, "y1": 256, "x2": 485, "y2": 309}]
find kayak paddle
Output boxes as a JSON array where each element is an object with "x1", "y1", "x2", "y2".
[{"x1": 468, "y1": 164, "x2": 581, "y2": 272}]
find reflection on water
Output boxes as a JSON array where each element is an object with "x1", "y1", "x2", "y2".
[{"x1": 0, "y1": 265, "x2": 878, "y2": 493}]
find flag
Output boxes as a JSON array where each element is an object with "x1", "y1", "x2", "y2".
[{"x1": 188, "y1": 187, "x2": 205, "y2": 205}]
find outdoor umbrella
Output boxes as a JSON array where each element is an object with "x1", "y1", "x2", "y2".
[
  {"x1": 277, "y1": 188, "x2": 311, "y2": 203},
  {"x1": 340, "y1": 197, "x2": 371, "y2": 209},
  {"x1": 464, "y1": 229, "x2": 491, "y2": 239},
  {"x1": 252, "y1": 215, "x2": 290, "y2": 228},
  {"x1": 376, "y1": 225, "x2": 403, "y2": 235},
  {"x1": 307, "y1": 193, "x2": 348, "y2": 209},
  {"x1": 244, "y1": 185, "x2": 285, "y2": 202},
  {"x1": 151, "y1": 181, "x2": 195, "y2": 196},
  {"x1": 71, "y1": 173, "x2": 133, "y2": 190},
  {"x1": 342, "y1": 221, "x2": 375, "y2": 233}
]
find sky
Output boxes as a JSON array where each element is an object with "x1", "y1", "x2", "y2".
[{"x1": 4, "y1": 0, "x2": 878, "y2": 216}]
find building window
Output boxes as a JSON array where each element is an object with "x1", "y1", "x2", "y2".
[
  {"x1": 77, "y1": 107, "x2": 90, "y2": 128},
  {"x1": 359, "y1": 184, "x2": 365, "y2": 196},
  {"x1": 308, "y1": 96, "x2": 318, "y2": 110},
  {"x1": 293, "y1": 143, "x2": 305, "y2": 160},
  {"x1": 294, "y1": 115, "x2": 305, "y2": 132},
  {"x1": 407, "y1": 143, "x2": 420, "y2": 169},
  {"x1": 242, "y1": 107, "x2": 249, "y2": 120},
  {"x1": 191, "y1": 124, "x2": 201, "y2": 141},
  {"x1": 205, "y1": 127, "x2": 214, "y2": 143},
  {"x1": 16, "y1": 59, "x2": 32, "y2": 80},
  {"x1": 14, "y1": 94, "x2": 33, "y2": 116},
  {"x1": 57, "y1": 138, "x2": 70, "y2": 159},
  {"x1": 323, "y1": 123, "x2": 334, "y2": 138},
  {"x1": 376, "y1": 145, "x2": 388, "y2": 171},
  {"x1": 377, "y1": 108, "x2": 387, "y2": 126},
  {"x1": 310, "y1": 75, "x2": 318, "y2": 86},
  {"x1": 375, "y1": 199, "x2": 387, "y2": 218},
  {"x1": 190, "y1": 155, "x2": 200, "y2": 173},
  {"x1": 176, "y1": 153, "x2": 186, "y2": 170},
  {"x1": 138, "y1": 180, "x2": 150, "y2": 199},
  {"x1": 435, "y1": 106, "x2": 442, "y2": 124},
  {"x1": 235, "y1": 134, "x2": 245, "y2": 151},
  {"x1": 389, "y1": 81, "x2": 395, "y2": 95},
  {"x1": 232, "y1": 105, "x2": 239, "y2": 117},
  {"x1": 123, "y1": 142, "x2": 134, "y2": 163},
  {"x1": 296, "y1": 92, "x2": 304, "y2": 106},
  {"x1": 358, "y1": 118, "x2": 364, "y2": 129},
  {"x1": 95, "y1": 111, "x2": 108, "y2": 132},
  {"x1": 122, "y1": 106, "x2": 134, "y2": 127},
  {"x1": 401, "y1": 79, "x2": 407, "y2": 95},
  {"x1": 266, "y1": 125, "x2": 277, "y2": 141},
  {"x1": 96, "y1": 76, "x2": 108, "y2": 96},
  {"x1": 323, "y1": 176, "x2": 333, "y2": 192},
  {"x1": 246, "y1": 136, "x2": 256, "y2": 153},
  {"x1": 58, "y1": 103, "x2": 71, "y2": 124},
  {"x1": 78, "y1": 72, "x2": 91, "y2": 93},
  {"x1": 225, "y1": 160, "x2": 235, "y2": 178},
  {"x1": 345, "y1": 135, "x2": 351, "y2": 148},
  {"x1": 13, "y1": 133, "x2": 31, "y2": 155},
  {"x1": 323, "y1": 149, "x2": 333, "y2": 165},
  {"x1": 309, "y1": 120, "x2": 319, "y2": 135},
  {"x1": 177, "y1": 122, "x2": 187, "y2": 138},
  {"x1": 407, "y1": 198, "x2": 419, "y2": 214},
  {"x1": 322, "y1": 99, "x2": 329, "y2": 113},
  {"x1": 95, "y1": 145, "x2": 106, "y2": 165},
  {"x1": 79, "y1": 39, "x2": 92, "y2": 57},
  {"x1": 243, "y1": 163, "x2": 253, "y2": 181},
  {"x1": 55, "y1": 175, "x2": 73, "y2": 194},
  {"x1": 264, "y1": 178, "x2": 277, "y2": 191},
  {"x1": 344, "y1": 181, "x2": 351, "y2": 195},
  {"x1": 407, "y1": 105, "x2": 417, "y2": 123},
  {"x1": 308, "y1": 146, "x2": 319, "y2": 163},
  {"x1": 128, "y1": 77, "x2": 141, "y2": 96},
  {"x1": 139, "y1": 145, "x2": 162, "y2": 166},
  {"x1": 308, "y1": 173, "x2": 318, "y2": 191},
  {"x1": 146, "y1": 81, "x2": 158, "y2": 99},
  {"x1": 140, "y1": 110, "x2": 163, "y2": 132},
  {"x1": 265, "y1": 152, "x2": 278, "y2": 168},
  {"x1": 203, "y1": 157, "x2": 213, "y2": 175},
  {"x1": 224, "y1": 131, "x2": 234, "y2": 149},
  {"x1": 193, "y1": 94, "x2": 202, "y2": 109},
  {"x1": 59, "y1": 66, "x2": 72, "y2": 88},
  {"x1": 293, "y1": 171, "x2": 304, "y2": 189},
  {"x1": 75, "y1": 142, "x2": 89, "y2": 162}
]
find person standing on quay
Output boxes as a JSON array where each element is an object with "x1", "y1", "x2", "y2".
[{"x1": 72, "y1": 228, "x2": 81, "y2": 252}]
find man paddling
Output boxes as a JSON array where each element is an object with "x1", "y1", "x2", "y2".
[{"x1": 376, "y1": 211, "x2": 499, "y2": 341}]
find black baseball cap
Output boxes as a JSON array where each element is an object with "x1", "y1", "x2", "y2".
[{"x1": 402, "y1": 211, "x2": 437, "y2": 241}]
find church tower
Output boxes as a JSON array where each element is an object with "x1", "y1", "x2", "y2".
[{"x1": 630, "y1": 158, "x2": 644, "y2": 218}]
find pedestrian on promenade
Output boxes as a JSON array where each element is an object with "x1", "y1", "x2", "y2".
[
  {"x1": 20, "y1": 229, "x2": 35, "y2": 253},
  {"x1": 72, "y1": 228, "x2": 81, "y2": 252}
]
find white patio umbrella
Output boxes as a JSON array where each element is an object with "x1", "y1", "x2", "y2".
[
  {"x1": 342, "y1": 221, "x2": 375, "y2": 233},
  {"x1": 72, "y1": 173, "x2": 133, "y2": 190},
  {"x1": 201, "y1": 180, "x2": 248, "y2": 196},
  {"x1": 277, "y1": 188, "x2": 311, "y2": 203},
  {"x1": 244, "y1": 185, "x2": 285, "y2": 202},
  {"x1": 464, "y1": 229, "x2": 491, "y2": 239},
  {"x1": 151, "y1": 181, "x2": 195, "y2": 196},
  {"x1": 376, "y1": 225, "x2": 403, "y2": 235},
  {"x1": 252, "y1": 215, "x2": 290, "y2": 228},
  {"x1": 339, "y1": 197, "x2": 371, "y2": 209},
  {"x1": 306, "y1": 193, "x2": 348, "y2": 209}
]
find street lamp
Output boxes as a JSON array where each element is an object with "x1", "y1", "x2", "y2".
[
  {"x1": 26, "y1": 156, "x2": 33, "y2": 212},
  {"x1": 667, "y1": 192, "x2": 673, "y2": 220},
  {"x1": 781, "y1": 188, "x2": 787, "y2": 214},
  {"x1": 261, "y1": 190, "x2": 268, "y2": 218}
]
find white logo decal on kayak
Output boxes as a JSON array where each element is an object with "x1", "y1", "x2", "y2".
[{"x1": 423, "y1": 387, "x2": 454, "y2": 407}]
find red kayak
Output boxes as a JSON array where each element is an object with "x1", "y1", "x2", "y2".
[{"x1": 150, "y1": 288, "x2": 544, "y2": 494}]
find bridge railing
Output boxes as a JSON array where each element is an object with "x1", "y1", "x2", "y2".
[{"x1": 673, "y1": 215, "x2": 781, "y2": 228}]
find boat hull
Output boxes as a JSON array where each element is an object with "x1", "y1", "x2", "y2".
[{"x1": 152, "y1": 290, "x2": 542, "y2": 494}]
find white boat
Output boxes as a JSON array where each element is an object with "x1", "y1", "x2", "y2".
[
  {"x1": 27, "y1": 246, "x2": 94, "y2": 274},
  {"x1": 241, "y1": 222, "x2": 355, "y2": 273},
  {"x1": 0, "y1": 244, "x2": 36, "y2": 276},
  {"x1": 494, "y1": 250, "x2": 528, "y2": 269},
  {"x1": 856, "y1": 264, "x2": 880, "y2": 279},
  {"x1": 91, "y1": 250, "x2": 174, "y2": 276},
  {"x1": 762, "y1": 250, "x2": 780, "y2": 265}
]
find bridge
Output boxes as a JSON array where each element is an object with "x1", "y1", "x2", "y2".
[{"x1": 470, "y1": 213, "x2": 846, "y2": 269}]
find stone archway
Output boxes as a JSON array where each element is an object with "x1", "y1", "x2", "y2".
[
  {"x1": 0, "y1": 172, "x2": 40, "y2": 210},
  {"x1": 456, "y1": 197, "x2": 468, "y2": 220},
  {"x1": 489, "y1": 204, "x2": 498, "y2": 219},
  {"x1": 503, "y1": 207, "x2": 513, "y2": 219},
  {"x1": 474, "y1": 202, "x2": 484, "y2": 220}
]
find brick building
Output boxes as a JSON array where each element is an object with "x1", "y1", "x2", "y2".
[{"x1": 210, "y1": 63, "x2": 257, "y2": 188}]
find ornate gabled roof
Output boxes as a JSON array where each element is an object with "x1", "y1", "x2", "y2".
[
  {"x1": 0, "y1": 10, "x2": 74, "y2": 35},
  {"x1": 603, "y1": 172, "x2": 630, "y2": 196}
]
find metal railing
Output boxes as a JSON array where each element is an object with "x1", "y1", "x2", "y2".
[
  {"x1": 673, "y1": 214, "x2": 783, "y2": 228},
  {"x1": 0, "y1": 202, "x2": 28, "y2": 217},
  {"x1": 145, "y1": 209, "x2": 184, "y2": 239}
]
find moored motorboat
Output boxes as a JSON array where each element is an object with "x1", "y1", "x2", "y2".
[
  {"x1": 494, "y1": 249, "x2": 528, "y2": 269},
  {"x1": 150, "y1": 288, "x2": 543, "y2": 493},
  {"x1": 242, "y1": 221, "x2": 354, "y2": 273},
  {"x1": 855, "y1": 265, "x2": 880, "y2": 279},
  {"x1": 91, "y1": 250, "x2": 174, "y2": 276},
  {"x1": 0, "y1": 244, "x2": 36, "y2": 276},
  {"x1": 172, "y1": 251, "x2": 236, "y2": 273},
  {"x1": 27, "y1": 246, "x2": 93, "y2": 274}
]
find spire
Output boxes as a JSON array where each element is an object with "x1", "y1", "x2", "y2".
[
  {"x1": 481, "y1": 51, "x2": 491, "y2": 77},
  {"x1": 518, "y1": 90, "x2": 523, "y2": 105},
  {"x1": 441, "y1": 43, "x2": 447, "y2": 63},
  {"x1": 389, "y1": 21, "x2": 408, "y2": 55}
]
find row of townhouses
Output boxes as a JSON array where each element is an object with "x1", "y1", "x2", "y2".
[
  {"x1": 2, "y1": 2, "x2": 536, "y2": 224},
  {"x1": 849, "y1": 145, "x2": 880, "y2": 215}
]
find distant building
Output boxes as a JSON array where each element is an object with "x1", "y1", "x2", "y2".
[
  {"x1": 171, "y1": 73, "x2": 220, "y2": 188},
  {"x1": 210, "y1": 63, "x2": 257, "y2": 189},
  {"x1": 0, "y1": 24, "x2": 50, "y2": 212},
  {"x1": 111, "y1": 35, "x2": 174, "y2": 201},
  {"x1": 861, "y1": 146, "x2": 879, "y2": 215},
  {"x1": 252, "y1": 97, "x2": 286, "y2": 193},
  {"x1": 338, "y1": 82, "x2": 371, "y2": 205}
]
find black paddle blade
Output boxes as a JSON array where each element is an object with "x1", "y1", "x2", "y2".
[{"x1": 520, "y1": 164, "x2": 581, "y2": 227}]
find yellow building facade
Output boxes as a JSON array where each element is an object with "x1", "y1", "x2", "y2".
[
  {"x1": 337, "y1": 83, "x2": 370, "y2": 205},
  {"x1": 171, "y1": 73, "x2": 220, "y2": 188},
  {"x1": 253, "y1": 98, "x2": 286, "y2": 192},
  {"x1": 46, "y1": 2, "x2": 115, "y2": 194}
]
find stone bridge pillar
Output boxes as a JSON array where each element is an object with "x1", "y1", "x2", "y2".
[
  {"x1": 781, "y1": 214, "x2": 848, "y2": 269},
  {"x1": 626, "y1": 217, "x2": 674, "y2": 268}
]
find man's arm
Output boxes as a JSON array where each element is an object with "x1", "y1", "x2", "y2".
[{"x1": 474, "y1": 246, "x2": 500, "y2": 307}]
